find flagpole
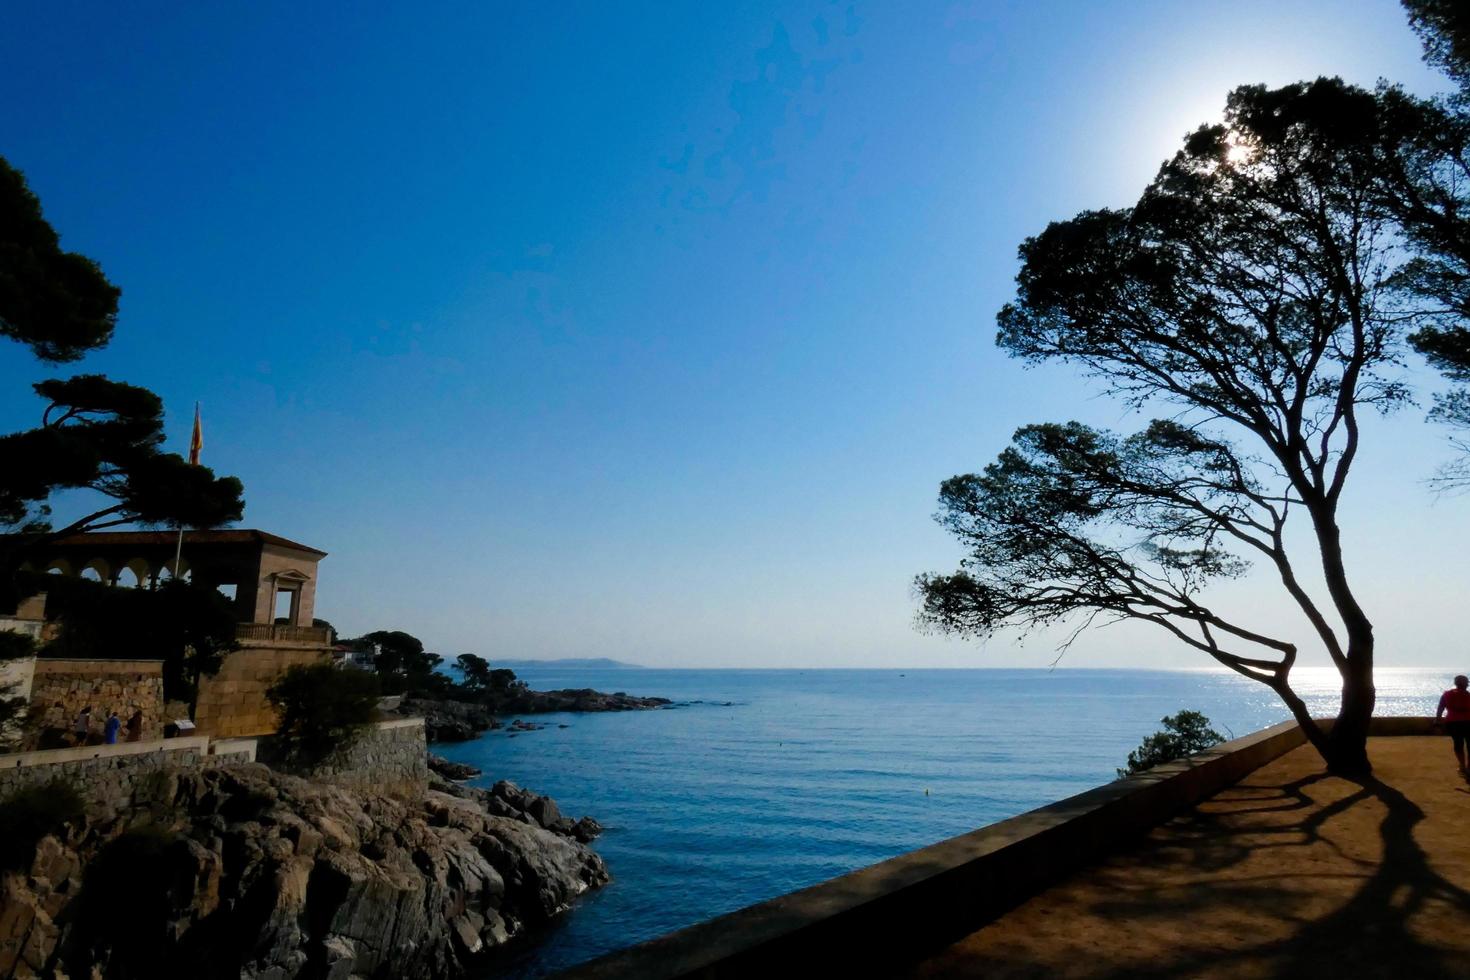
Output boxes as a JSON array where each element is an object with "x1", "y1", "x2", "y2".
[{"x1": 175, "y1": 401, "x2": 202, "y2": 581}]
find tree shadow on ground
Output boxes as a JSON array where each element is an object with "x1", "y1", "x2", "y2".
[
  {"x1": 1090, "y1": 770, "x2": 1470, "y2": 979},
  {"x1": 906, "y1": 755, "x2": 1470, "y2": 980}
]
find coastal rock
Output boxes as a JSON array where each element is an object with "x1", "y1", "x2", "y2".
[
  {"x1": 427, "y1": 755, "x2": 482, "y2": 781},
  {"x1": 0, "y1": 763, "x2": 608, "y2": 979},
  {"x1": 396, "y1": 699, "x2": 500, "y2": 743},
  {"x1": 492, "y1": 688, "x2": 671, "y2": 714},
  {"x1": 391, "y1": 689, "x2": 669, "y2": 745},
  {"x1": 427, "y1": 776, "x2": 603, "y2": 844}
]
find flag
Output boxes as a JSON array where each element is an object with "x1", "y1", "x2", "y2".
[{"x1": 188, "y1": 402, "x2": 203, "y2": 466}]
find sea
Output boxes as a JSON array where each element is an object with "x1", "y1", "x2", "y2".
[{"x1": 439, "y1": 666, "x2": 1457, "y2": 978}]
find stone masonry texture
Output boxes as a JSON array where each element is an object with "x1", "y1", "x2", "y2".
[{"x1": 25, "y1": 659, "x2": 164, "y2": 748}]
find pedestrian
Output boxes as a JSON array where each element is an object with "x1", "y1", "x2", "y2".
[
  {"x1": 125, "y1": 710, "x2": 144, "y2": 743},
  {"x1": 1435, "y1": 674, "x2": 1470, "y2": 776},
  {"x1": 73, "y1": 706, "x2": 92, "y2": 746},
  {"x1": 103, "y1": 710, "x2": 122, "y2": 745}
]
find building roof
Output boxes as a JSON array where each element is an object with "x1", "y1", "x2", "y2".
[{"x1": 41, "y1": 529, "x2": 328, "y2": 557}]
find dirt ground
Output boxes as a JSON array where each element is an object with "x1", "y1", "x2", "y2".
[{"x1": 906, "y1": 737, "x2": 1470, "y2": 980}]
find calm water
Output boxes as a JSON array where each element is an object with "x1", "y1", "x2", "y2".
[{"x1": 439, "y1": 666, "x2": 1454, "y2": 977}]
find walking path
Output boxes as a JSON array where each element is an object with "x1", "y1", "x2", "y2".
[{"x1": 907, "y1": 737, "x2": 1470, "y2": 979}]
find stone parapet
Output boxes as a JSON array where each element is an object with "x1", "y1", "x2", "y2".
[{"x1": 0, "y1": 736, "x2": 254, "y2": 818}]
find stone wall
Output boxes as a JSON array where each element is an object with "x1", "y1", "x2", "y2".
[
  {"x1": 0, "y1": 737, "x2": 254, "y2": 816},
  {"x1": 193, "y1": 643, "x2": 330, "y2": 738},
  {"x1": 25, "y1": 659, "x2": 165, "y2": 747},
  {"x1": 260, "y1": 718, "x2": 428, "y2": 798}
]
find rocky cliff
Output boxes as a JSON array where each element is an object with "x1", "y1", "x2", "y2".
[{"x1": 0, "y1": 763, "x2": 608, "y2": 979}]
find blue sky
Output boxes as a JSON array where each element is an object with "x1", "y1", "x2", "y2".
[{"x1": 3, "y1": 1, "x2": 1467, "y2": 668}]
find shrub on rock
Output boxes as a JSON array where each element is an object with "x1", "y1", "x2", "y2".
[{"x1": 266, "y1": 663, "x2": 380, "y2": 765}]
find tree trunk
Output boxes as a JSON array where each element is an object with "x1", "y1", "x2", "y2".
[
  {"x1": 1274, "y1": 681, "x2": 1333, "y2": 763},
  {"x1": 1273, "y1": 652, "x2": 1375, "y2": 777},
  {"x1": 1302, "y1": 500, "x2": 1376, "y2": 776},
  {"x1": 1325, "y1": 652, "x2": 1376, "y2": 776}
]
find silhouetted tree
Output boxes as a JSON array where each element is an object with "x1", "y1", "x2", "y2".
[
  {"x1": 0, "y1": 155, "x2": 244, "y2": 592},
  {"x1": 1384, "y1": 3, "x2": 1470, "y2": 488},
  {"x1": 1404, "y1": 0, "x2": 1470, "y2": 94},
  {"x1": 1118, "y1": 710, "x2": 1225, "y2": 778},
  {"x1": 39, "y1": 577, "x2": 238, "y2": 707},
  {"x1": 0, "y1": 157, "x2": 117, "y2": 360},
  {"x1": 455, "y1": 653, "x2": 491, "y2": 691},
  {"x1": 344, "y1": 629, "x2": 445, "y2": 695},
  {"x1": 488, "y1": 668, "x2": 521, "y2": 694},
  {"x1": 918, "y1": 80, "x2": 1425, "y2": 776}
]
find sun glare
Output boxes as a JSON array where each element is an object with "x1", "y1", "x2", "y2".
[{"x1": 1225, "y1": 134, "x2": 1254, "y2": 166}]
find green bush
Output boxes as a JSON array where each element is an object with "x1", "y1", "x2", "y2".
[
  {"x1": 1118, "y1": 710, "x2": 1225, "y2": 778},
  {"x1": 0, "y1": 780, "x2": 86, "y2": 870},
  {"x1": 266, "y1": 662, "x2": 380, "y2": 764}
]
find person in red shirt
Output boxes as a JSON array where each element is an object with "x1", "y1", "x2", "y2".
[{"x1": 1435, "y1": 674, "x2": 1470, "y2": 775}]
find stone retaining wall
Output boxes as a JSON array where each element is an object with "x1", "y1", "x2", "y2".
[
  {"x1": 25, "y1": 659, "x2": 165, "y2": 747},
  {"x1": 0, "y1": 737, "x2": 254, "y2": 818},
  {"x1": 259, "y1": 718, "x2": 428, "y2": 798},
  {"x1": 193, "y1": 644, "x2": 330, "y2": 738}
]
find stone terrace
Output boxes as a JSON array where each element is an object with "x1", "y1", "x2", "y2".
[{"x1": 907, "y1": 737, "x2": 1470, "y2": 980}]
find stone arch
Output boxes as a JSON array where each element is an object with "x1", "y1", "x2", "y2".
[
  {"x1": 80, "y1": 558, "x2": 110, "y2": 583},
  {"x1": 118, "y1": 560, "x2": 150, "y2": 589},
  {"x1": 157, "y1": 559, "x2": 192, "y2": 584},
  {"x1": 44, "y1": 559, "x2": 72, "y2": 577}
]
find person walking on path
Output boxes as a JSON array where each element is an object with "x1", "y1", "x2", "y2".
[
  {"x1": 103, "y1": 710, "x2": 121, "y2": 745},
  {"x1": 72, "y1": 706, "x2": 92, "y2": 746},
  {"x1": 125, "y1": 710, "x2": 143, "y2": 743},
  {"x1": 1435, "y1": 674, "x2": 1470, "y2": 775}
]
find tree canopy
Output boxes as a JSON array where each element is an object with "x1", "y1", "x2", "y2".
[
  {"x1": 342, "y1": 629, "x2": 446, "y2": 695},
  {"x1": 39, "y1": 576, "x2": 238, "y2": 706},
  {"x1": 918, "y1": 78, "x2": 1425, "y2": 774},
  {"x1": 1117, "y1": 710, "x2": 1225, "y2": 778},
  {"x1": 0, "y1": 158, "x2": 118, "y2": 362},
  {"x1": 266, "y1": 662, "x2": 380, "y2": 765},
  {"x1": 455, "y1": 653, "x2": 491, "y2": 691},
  {"x1": 1388, "y1": 2, "x2": 1470, "y2": 488},
  {"x1": 0, "y1": 154, "x2": 244, "y2": 597}
]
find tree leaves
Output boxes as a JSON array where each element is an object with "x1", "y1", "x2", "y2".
[
  {"x1": 0, "y1": 160, "x2": 246, "y2": 569},
  {"x1": 0, "y1": 158, "x2": 118, "y2": 362}
]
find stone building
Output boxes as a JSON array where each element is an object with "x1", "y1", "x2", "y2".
[{"x1": 7, "y1": 529, "x2": 334, "y2": 738}]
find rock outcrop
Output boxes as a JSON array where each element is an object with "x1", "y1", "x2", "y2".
[
  {"x1": 430, "y1": 774, "x2": 603, "y2": 845},
  {"x1": 396, "y1": 698, "x2": 500, "y2": 743},
  {"x1": 0, "y1": 764, "x2": 607, "y2": 979},
  {"x1": 394, "y1": 689, "x2": 670, "y2": 744},
  {"x1": 426, "y1": 755, "x2": 482, "y2": 781},
  {"x1": 489, "y1": 687, "x2": 671, "y2": 714}
]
